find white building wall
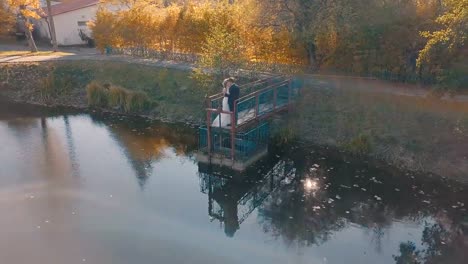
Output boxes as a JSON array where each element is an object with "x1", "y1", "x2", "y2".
[
  {"x1": 52, "y1": 5, "x2": 97, "y2": 46},
  {"x1": 35, "y1": 3, "x2": 126, "y2": 46}
]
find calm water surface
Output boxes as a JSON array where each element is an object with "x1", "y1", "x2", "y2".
[{"x1": 0, "y1": 101, "x2": 467, "y2": 264}]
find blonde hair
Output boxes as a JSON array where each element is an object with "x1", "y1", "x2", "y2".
[{"x1": 222, "y1": 77, "x2": 236, "y2": 88}]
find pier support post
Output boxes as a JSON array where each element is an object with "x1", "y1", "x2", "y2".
[{"x1": 230, "y1": 111, "x2": 236, "y2": 161}]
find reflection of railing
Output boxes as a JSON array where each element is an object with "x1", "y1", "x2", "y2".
[
  {"x1": 198, "y1": 159, "x2": 296, "y2": 232},
  {"x1": 236, "y1": 160, "x2": 291, "y2": 224}
]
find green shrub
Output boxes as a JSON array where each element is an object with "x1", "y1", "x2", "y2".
[
  {"x1": 86, "y1": 81, "x2": 153, "y2": 113},
  {"x1": 436, "y1": 68, "x2": 468, "y2": 93},
  {"x1": 124, "y1": 91, "x2": 151, "y2": 113},
  {"x1": 86, "y1": 81, "x2": 108, "y2": 107},
  {"x1": 39, "y1": 74, "x2": 55, "y2": 100},
  {"x1": 39, "y1": 72, "x2": 73, "y2": 100},
  {"x1": 344, "y1": 134, "x2": 372, "y2": 156},
  {"x1": 108, "y1": 85, "x2": 127, "y2": 109}
]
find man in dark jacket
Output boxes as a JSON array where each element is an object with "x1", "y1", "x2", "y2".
[{"x1": 223, "y1": 77, "x2": 240, "y2": 112}]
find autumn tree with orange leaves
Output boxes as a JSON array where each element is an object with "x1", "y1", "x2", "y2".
[
  {"x1": 90, "y1": 0, "x2": 466, "y2": 89},
  {"x1": 4, "y1": 0, "x2": 42, "y2": 51},
  {"x1": 0, "y1": 0, "x2": 15, "y2": 36}
]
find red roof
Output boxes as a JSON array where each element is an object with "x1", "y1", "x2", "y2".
[{"x1": 46, "y1": 0, "x2": 99, "y2": 16}]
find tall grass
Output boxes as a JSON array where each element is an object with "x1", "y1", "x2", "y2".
[
  {"x1": 39, "y1": 72, "x2": 73, "y2": 100},
  {"x1": 86, "y1": 81, "x2": 108, "y2": 107},
  {"x1": 86, "y1": 81, "x2": 153, "y2": 113},
  {"x1": 125, "y1": 91, "x2": 152, "y2": 113},
  {"x1": 108, "y1": 85, "x2": 127, "y2": 107},
  {"x1": 9, "y1": 61, "x2": 203, "y2": 121},
  {"x1": 344, "y1": 134, "x2": 372, "y2": 156}
]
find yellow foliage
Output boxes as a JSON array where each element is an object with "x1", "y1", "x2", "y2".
[
  {"x1": 0, "y1": 0, "x2": 15, "y2": 35},
  {"x1": 88, "y1": 8, "x2": 120, "y2": 51},
  {"x1": 5, "y1": 0, "x2": 42, "y2": 33},
  {"x1": 6, "y1": 0, "x2": 41, "y2": 16},
  {"x1": 417, "y1": 0, "x2": 467, "y2": 68},
  {"x1": 91, "y1": 0, "x2": 306, "y2": 66},
  {"x1": 90, "y1": 0, "x2": 464, "y2": 87}
]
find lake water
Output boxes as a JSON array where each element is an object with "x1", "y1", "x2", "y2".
[{"x1": 0, "y1": 101, "x2": 467, "y2": 264}]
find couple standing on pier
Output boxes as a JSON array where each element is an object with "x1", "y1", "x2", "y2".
[{"x1": 212, "y1": 77, "x2": 240, "y2": 127}]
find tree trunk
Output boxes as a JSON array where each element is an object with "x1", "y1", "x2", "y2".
[
  {"x1": 24, "y1": 18, "x2": 38, "y2": 52},
  {"x1": 306, "y1": 43, "x2": 316, "y2": 70},
  {"x1": 46, "y1": 0, "x2": 58, "y2": 51}
]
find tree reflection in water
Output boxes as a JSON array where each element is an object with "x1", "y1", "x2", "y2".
[
  {"x1": 63, "y1": 115, "x2": 80, "y2": 177},
  {"x1": 393, "y1": 221, "x2": 468, "y2": 263},
  {"x1": 2, "y1": 100, "x2": 465, "y2": 262},
  {"x1": 199, "y1": 143, "x2": 467, "y2": 262},
  {"x1": 91, "y1": 113, "x2": 197, "y2": 188},
  {"x1": 257, "y1": 145, "x2": 468, "y2": 262}
]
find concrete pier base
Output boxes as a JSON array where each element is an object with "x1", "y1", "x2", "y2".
[{"x1": 196, "y1": 148, "x2": 268, "y2": 172}]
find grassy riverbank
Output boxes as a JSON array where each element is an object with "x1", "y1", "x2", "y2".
[
  {"x1": 1, "y1": 60, "x2": 468, "y2": 182},
  {"x1": 284, "y1": 77, "x2": 468, "y2": 182},
  {"x1": 0, "y1": 61, "x2": 211, "y2": 123}
]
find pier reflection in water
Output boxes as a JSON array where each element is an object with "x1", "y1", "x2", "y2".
[
  {"x1": 198, "y1": 159, "x2": 295, "y2": 237},
  {"x1": 0, "y1": 101, "x2": 466, "y2": 264}
]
